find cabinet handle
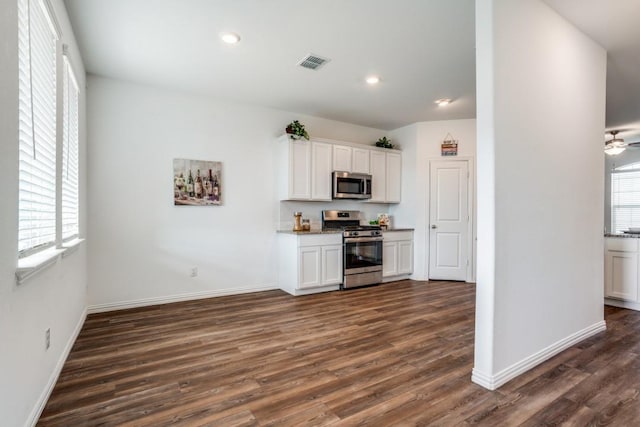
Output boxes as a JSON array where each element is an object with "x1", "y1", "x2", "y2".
[{"x1": 431, "y1": 225, "x2": 437, "y2": 229}]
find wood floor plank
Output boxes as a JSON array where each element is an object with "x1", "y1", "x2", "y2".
[{"x1": 37, "y1": 280, "x2": 640, "y2": 426}]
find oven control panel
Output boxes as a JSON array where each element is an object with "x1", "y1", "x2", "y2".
[{"x1": 344, "y1": 230, "x2": 382, "y2": 238}]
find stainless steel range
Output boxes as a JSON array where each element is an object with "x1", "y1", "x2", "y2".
[{"x1": 322, "y1": 210, "x2": 383, "y2": 289}]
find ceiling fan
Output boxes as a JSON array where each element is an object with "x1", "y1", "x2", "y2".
[{"x1": 604, "y1": 130, "x2": 640, "y2": 155}]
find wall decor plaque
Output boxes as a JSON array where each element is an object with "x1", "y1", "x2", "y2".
[{"x1": 441, "y1": 132, "x2": 458, "y2": 156}]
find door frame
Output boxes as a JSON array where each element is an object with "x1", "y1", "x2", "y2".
[{"x1": 426, "y1": 157, "x2": 475, "y2": 282}]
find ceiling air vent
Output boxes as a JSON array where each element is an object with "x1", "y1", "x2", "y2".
[{"x1": 298, "y1": 54, "x2": 330, "y2": 71}]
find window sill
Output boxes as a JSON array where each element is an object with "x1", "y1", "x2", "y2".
[
  {"x1": 62, "y1": 238, "x2": 85, "y2": 257},
  {"x1": 16, "y1": 238, "x2": 85, "y2": 285}
]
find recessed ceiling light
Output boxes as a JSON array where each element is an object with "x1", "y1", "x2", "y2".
[
  {"x1": 221, "y1": 32, "x2": 241, "y2": 44},
  {"x1": 435, "y1": 98, "x2": 452, "y2": 106},
  {"x1": 366, "y1": 76, "x2": 380, "y2": 85}
]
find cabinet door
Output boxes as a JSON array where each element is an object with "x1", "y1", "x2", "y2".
[
  {"x1": 289, "y1": 140, "x2": 311, "y2": 199},
  {"x1": 311, "y1": 141, "x2": 332, "y2": 200},
  {"x1": 322, "y1": 245, "x2": 343, "y2": 285},
  {"x1": 383, "y1": 241, "x2": 398, "y2": 277},
  {"x1": 386, "y1": 152, "x2": 402, "y2": 203},
  {"x1": 333, "y1": 145, "x2": 352, "y2": 172},
  {"x1": 370, "y1": 151, "x2": 386, "y2": 203},
  {"x1": 397, "y1": 241, "x2": 413, "y2": 275},
  {"x1": 299, "y1": 246, "x2": 321, "y2": 289},
  {"x1": 352, "y1": 148, "x2": 370, "y2": 174},
  {"x1": 605, "y1": 250, "x2": 639, "y2": 301}
]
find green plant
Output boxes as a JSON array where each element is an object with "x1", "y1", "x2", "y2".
[
  {"x1": 375, "y1": 136, "x2": 394, "y2": 149},
  {"x1": 285, "y1": 120, "x2": 309, "y2": 140},
  {"x1": 369, "y1": 219, "x2": 379, "y2": 225}
]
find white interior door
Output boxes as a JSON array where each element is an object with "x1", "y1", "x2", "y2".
[{"x1": 429, "y1": 160, "x2": 469, "y2": 281}]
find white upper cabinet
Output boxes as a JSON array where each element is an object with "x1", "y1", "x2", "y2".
[
  {"x1": 333, "y1": 145, "x2": 352, "y2": 172},
  {"x1": 311, "y1": 141, "x2": 332, "y2": 201},
  {"x1": 277, "y1": 136, "x2": 329, "y2": 201},
  {"x1": 277, "y1": 135, "x2": 401, "y2": 203},
  {"x1": 352, "y1": 148, "x2": 370, "y2": 174},
  {"x1": 333, "y1": 145, "x2": 370, "y2": 174},
  {"x1": 386, "y1": 152, "x2": 402, "y2": 203},
  {"x1": 369, "y1": 150, "x2": 401, "y2": 203},
  {"x1": 369, "y1": 151, "x2": 387, "y2": 203},
  {"x1": 284, "y1": 138, "x2": 311, "y2": 200}
]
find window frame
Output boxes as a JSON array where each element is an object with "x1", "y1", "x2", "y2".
[
  {"x1": 611, "y1": 162, "x2": 640, "y2": 234},
  {"x1": 16, "y1": 0, "x2": 84, "y2": 284},
  {"x1": 61, "y1": 51, "x2": 80, "y2": 243},
  {"x1": 17, "y1": 0, "x2": 61, "y2": 259}
]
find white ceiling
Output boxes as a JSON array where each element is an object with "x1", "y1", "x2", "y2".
[
  {"x1": 63, "y1": 0, "x2": 476, "y2": 131},
  {"x1": 543, "y1": 0, "x2": 640, "y2": 142},
  {"x1": 64, "y1": 0, "x2": 640, "y2": 137}
]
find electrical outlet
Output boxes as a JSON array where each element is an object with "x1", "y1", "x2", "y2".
[
  {"x1": 45, "y1": 328, "x2": 50, "y2": 350},
  {"x1": 190, "y1": 267, "x2": 198, "y2": 278}
]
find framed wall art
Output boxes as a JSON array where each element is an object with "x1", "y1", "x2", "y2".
[{"x1": 173, "y1": 158, "x2": 222, "y2": 206}]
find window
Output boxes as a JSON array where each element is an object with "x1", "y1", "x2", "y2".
[
  {"x1": 18, "y1": 0, "x2": 80, "y2": 269},
  {"x1": 611, "y1": 162, "x2": 640, "y2": 233},
  {"x1": 18, "y1": 0, "x2": 59, "y2": 257},
  {"x1": 62, "y1": 56, "x2": 79, "y2": 241}
]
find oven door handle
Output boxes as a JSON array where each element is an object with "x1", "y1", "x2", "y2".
[{"x1": 344, "y1": 236, "x2": 383, "y2": 243}]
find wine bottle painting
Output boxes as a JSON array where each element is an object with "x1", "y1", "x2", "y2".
[{"x1": 173, "y1": 158, "x2": 222, "y2": 206}]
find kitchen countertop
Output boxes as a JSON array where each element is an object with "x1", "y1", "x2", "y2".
[
  {"x1": 605, "y1": 233, "x2": 640, "y2": 238},
  {"x1": 277, "y1": 229, "x2": 343, "y2": 235},
  {"x1": 277, "y1": 227, "x2": 414, "y2": 235}
]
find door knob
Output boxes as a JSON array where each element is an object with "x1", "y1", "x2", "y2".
[{"x1": 431, "y1": 225, "x2": 437, "y2": 229}]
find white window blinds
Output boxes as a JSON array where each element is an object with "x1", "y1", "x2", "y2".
[
  {"x1": 18, "y1": 0, "x2": 58, "y2": 256},
  {"x1": 62, "y1": 56, "x2": 79, "y2": 241},
  {"x1": 611, "y1": 163, "x2": 640, "y2": 233}
]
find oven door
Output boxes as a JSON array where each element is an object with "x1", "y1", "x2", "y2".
[{"x1": 343, "y1": 236, "x2": 383, "y2": 274}]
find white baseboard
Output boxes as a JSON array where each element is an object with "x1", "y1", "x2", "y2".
[
  {"x1": 472, "y1": 320, "x2": 607, "y2": 390},
  {"x1": 27, "y1": 306, "x2": 88, "y2": 427},
  {"x1": 87, "y1": 284, "x2": 279, "y2": 314},
  {"x1": 287, "y1": 285, "x2": 340, "y2": 296},
  {"x1": 605, "y1": 298, "x2": 640, "y2": 312},
  {"x1": 382, "y1": 274, "x2": 412, "y2": 283}
]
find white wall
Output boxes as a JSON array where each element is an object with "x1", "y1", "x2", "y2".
[
  {"x1": 279, "y1": 200, "x2": 394, "y2": 231},
  {"x1": 87, "y1": 76, "x2": 387, "y2": 309},
  {"x1": 391, "y1": 119, "x2": 477, "y2": 281},
  {"x1": 0, "y1": 1, "x2": 87, "y2": 426},
  {"x1": 474, "y1": 0, "x2": 606, "y2": 389}
]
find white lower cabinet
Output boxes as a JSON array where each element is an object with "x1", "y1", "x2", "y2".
[
  {"x1": 278, "y1": 233, "x2": 342, "y2": 295},
  {"x1": 382, "y1": 230, "x2": 413, "y2": 281},
  {"x1": 299, "y1": 246, "x2": 322, "y2": 289},
  {"x1": 321, "y1": 245, "x2": 343, "y2": 285},
  {"x1": 383, "y1": 242, "x2": 398, "y2": 277},
  {"x1": 397, "y1": 240, "x2": 413, "y2": 274},
  {"x1": 605, "y1": 237, "x2": 640, "y2": 310}
]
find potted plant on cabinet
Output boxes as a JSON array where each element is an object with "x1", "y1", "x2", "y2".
[
  {"x1": 375, "y1": 136, "x2": 394, "y2": 149},
  {"x1": 285, "y1": 120, "x2": 310, "y2": 140}
]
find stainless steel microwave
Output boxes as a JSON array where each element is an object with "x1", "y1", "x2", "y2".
[{"x1": 332, "y1": 171, "x2": 372, "y2": 200}]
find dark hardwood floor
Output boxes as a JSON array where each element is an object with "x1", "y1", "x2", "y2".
[{"x1": 38, "y1": 281, "x2": 640, "y2": 426}]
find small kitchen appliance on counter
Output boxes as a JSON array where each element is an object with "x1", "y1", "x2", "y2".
[{"x1": 322, "y1": 210, "x2": 383, "y2": 289}]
